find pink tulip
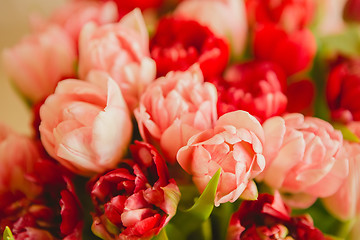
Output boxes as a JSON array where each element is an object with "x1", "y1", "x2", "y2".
[
  {"x1": 39, "y1": 71, "x2": 132, "y2": 176},
  {"x1": 174, "y1": 0, "x2": 248, "y2": 57},
  {"x1": 40, "y1": 0, "x2": 118, "y2": 44},
  {"x1": 78, "y1": 8, "x2": 156, "y2": 111},
  {"x1": 259, "y1": 113, "x2": 347, "y2": 208},
  {"x1": 0, "y1": 123, "x2": 40, "y2": 196},
  {"x1": 134, "y1": 65, "x2": 218, "y2": 163},
  {"x1": 177, "y1": 110, "x2": 265, "y2": 206},
  {"x1": 323, "y1": 121, "x2": 360, "y2": 220},
  {"x1": 2, "y1": 25, "x2": 76, "y2": 103},
  {"x1": 314, "y1": 0, "x2": 347, "y2": 36}
]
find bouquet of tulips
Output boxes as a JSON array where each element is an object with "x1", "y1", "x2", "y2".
[{"x1": 2, "y1": 0, "x2": 360, "y2": 239}]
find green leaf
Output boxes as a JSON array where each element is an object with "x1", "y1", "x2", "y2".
[
  {"x1": 332, "y1": 123, "x2": 360, "y2": 143},
  {"x1": 163, "y1": 223, "x2": 185, "y2": 240},
  {"x1": 3, "y1": 227, "x2": 14, "y2": 240},
  {"x1": 211, "y1": 201, "x2": 241, "y2": 240},
  {"x1": 319, "y1": 25, "x2": 360, "y2": 59},
  {"x1": 182, "y1": 169, "x2": 220, "y2": 218},
  {"x1": 324, "y1": 235, "x2": 344, "y2": 240},
  {"x1": 169, "y1": 169, "x2": 221, "y2": 238}
]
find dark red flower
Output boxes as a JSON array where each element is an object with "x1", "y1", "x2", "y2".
[
  {"x1": 150, "y1": 17, "x2": 229, "y2": 78},
  {"x1": 210, "y1": 61, "x2": 287, "y2": 123},
  {"x1": 253, "y1": 23, "x2": 317, "y2": 76},
  {"x1": 90, "y1": 141, "x2": 180, "y2": 240},
  {"x1": 246, "y1": 0, "x2": 315, "y2": 32},
  {"x1": 344, "y1": 0, "x2": 360, "y2": 22},
  {"x1": 228, "y1": 192, "x2": 327, "y2": 240},
  {"x1": 326, "y1": 59, "x2": 360, "y2": 123},
  {"x1": 286, "y1": 79, "x2": 315, "y2": 115},
  {"x1": 0, "y1": 160, "x2": 83, "y2": 240}
]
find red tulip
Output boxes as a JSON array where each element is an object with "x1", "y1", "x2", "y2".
[
  {"x1": 90, "y1": 141, "x2": 180, "y2": 240},
  {"x1": 0, "y1": 160, "x2": 82, "y2": 240},
  {"x1": 326, "y1": 60, "x2": 360, "y2": 123},
  {"x1": 210, "y1": 61, "x2": 287, "y2": 123},
  {"x1": 344, "y1": 0, "x2": 360, "y2": 22},
  {"x1": 246, "y1": 0, "x2": 315, "y2": 32},
  {"x1": 228, "y1": 192, "x2": 327, "y2": 240},
  {"x1": 253, "y1": 23, "x2": 317, "y2": 76},
  {"x1": 150, "y1": 17, "x2": 229, "y2": 78},
  {"x1": 0, "y1": 124, "x2": 82, "y2": 239},
  {"x1": 286, "y1": 79, "x2": 315, "y2": 115}
]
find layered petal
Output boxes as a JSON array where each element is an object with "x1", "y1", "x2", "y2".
[
  {"x1": 177, "y1": 110, "x2": 265, "y2": 206},
  {"x1": 260, "y1": 113, "x2": 346, "y2": 208},
  {"x1": 39, "y1": 73, "x2": 132, "y2": 176}
]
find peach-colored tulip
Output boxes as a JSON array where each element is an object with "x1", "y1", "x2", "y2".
[
  {"x1": 134, "y1": 65, "x2": 218, "y2": 163},
  {"x1": 323, "y1": 122, "x2": 360, "y2": 220},
  {"x1": 2, "y1": 25, "x2": 76, "y2": 103},
  {"x1": 39, "y1": 71, "x2": 132, "y2": 176},
  {"x1": 315, "y1": 0, "x2": 347, "y2": 36},
  {"x1": 0, "y1": 123, "x2": 41, "y2": 197},
  {"x1": 174, "y1": 0, "x2": 247, "y2": 57},
  {"x1": 31, "y1": 1, "x2": 118, "y2": 45},
  {"x1": 259, "y1": 113, "x2": 347, "y2": 208},
  {"x1": 78, "y1": 8, "x2": 156, "y2": 111},
  {"x1": 50, "y1": 0, "x2": 118, "y2": 43},
  {"x1": 177, "y1": 110, "x2": 266, "y2": 206}
]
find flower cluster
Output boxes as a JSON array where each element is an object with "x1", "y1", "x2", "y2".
[{"x1": 2, "y1": 0, "x2": 360, "y2": 239}]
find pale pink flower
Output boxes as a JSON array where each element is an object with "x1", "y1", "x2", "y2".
[
  {"x1": 177, "y1": 110, "x2": 266, "y2": 206},
  {"x1": 259, "y1": 113, "x2": 347, "y2": 208},
  {"x1": 315, "y1": 0, "x2": 347, "y2": 36},
  {"x1": 174, "y1": 0, "x2": 248, "y2": 57},
  {"x1": 0, "y1": 123, "x2": 40, "y2": 197},
  {"x1": 47, "y1": 0, "x2": 118, "y2": 43},
  {"x1": 134, "y1": 65, "x2": 218, "y2": 163},
  {"x1": 2, "y1": 25, "x2": 76, "y2": 103},
  {"x1": 39, "y1": 71, "x2": 132, "y2": 176},
  {"x1": 323, "y1": 122, "x2": 360, "y2": 220},
  {"x1": 78, "y1": 8, "x2": 156, "y2": 111}
]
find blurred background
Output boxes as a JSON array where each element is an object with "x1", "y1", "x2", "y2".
[{"x1": 0, "y1": 0, "x2": 66, "y2": 135}]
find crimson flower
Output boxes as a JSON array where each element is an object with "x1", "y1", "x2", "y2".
[
  {"x1": 326, "y1": 59, "x2": 360, "y2": 123},
  {"x1": 253, "y1": 23, "x2": 317, "y2": 76},
  {"x1": 344, "y1": 0, "x2": 360, "y2": 22},
  {"x1": 286, "y1": 79, "x2": 315, "y2": 115},
  {"x1": 90, "y1": 141, "x2": 180, "y2": 240},
  {"x1": 210, "y1": 61, "x2": 287, "y2": 123},
  {"x1": 228, "y1": 192, "x2": 327, "y2": 240},
  {"x1": 150, "y1": 17, "x2": 229, "y2": 78},
  {"x1": 0, "y1": 160, "x2": 82, "y2": 240},
  {"x1": 246, "y1": 0, "x2": 315, "y2": 32}
]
